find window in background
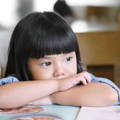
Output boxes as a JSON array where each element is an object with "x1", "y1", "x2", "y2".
[
  {"x1": 0, "y1": 0, "x2": 119, "y2": 31},
  {"x1": 0, "y1": 0, "x2": 18, "y2": 29},
  {"x1": 67, "y1": 0, "x2": 120, "y2": 6},
  {"x1": 33, "y1": 0, "x2": 56, "y2": 12}
]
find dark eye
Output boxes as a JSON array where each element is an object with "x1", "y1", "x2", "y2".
[
  {"x1": 65, "y1": 57, "x2": 72, "y2": 62},
  {"x1": 40, "y1": 62, "x2": 51, "y2": 67}
]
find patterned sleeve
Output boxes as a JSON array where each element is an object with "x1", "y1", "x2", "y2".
[
  {"x1": 0, "y1": 76, "x2": 19, "y2": 86},
  {"x1": 89, "y1": 73, "x2": 120, "y2": 105}
]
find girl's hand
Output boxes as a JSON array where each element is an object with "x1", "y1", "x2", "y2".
[
  {"x1": 28, "y1": 96, "x2": 52, "y2": 106},
  {"x1": 57, "y1": 72, "x2": 91, "y2": 91},
  {"x1": 78, "y1": 71, "x2": 91, "y2": 85}
]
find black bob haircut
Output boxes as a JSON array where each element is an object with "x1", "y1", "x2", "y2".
[{"x1": 5, "y1": 12, "x2": 84, "y2": 81}]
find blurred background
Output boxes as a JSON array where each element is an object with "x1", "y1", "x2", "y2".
[
  {"x1": 0, "y1": 0, "x2": 120, "y2": 32},
  {"x1": 0, "y1": 0, "x2": 120, "y2": 87}
]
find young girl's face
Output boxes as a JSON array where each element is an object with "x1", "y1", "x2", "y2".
[{"x1": 28, "y1": 52, "x2": 77, "y2": 80}]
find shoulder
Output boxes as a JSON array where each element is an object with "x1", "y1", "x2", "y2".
[
  {"x1": 0, "y1": 76, "x2": 19, "y2": 86},
  {"x1": 88, "y1": 72, "x2": 119, "y2": 88}
]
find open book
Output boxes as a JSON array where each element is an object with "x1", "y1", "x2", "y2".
[{"x1": 0, "y1": 104, "x2": 80, "y2": 120}]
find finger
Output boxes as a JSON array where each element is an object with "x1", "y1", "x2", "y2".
[
  {"x1": 84, "y1": 76, "x2": 91, "y2": 83},
  {"x1": 83, "y1": 72, "x2": 92, "y2": 83},
  {"x1": 74, "y1": 73, "x2": 88, "y2": 84},
  {"x1": 80, "y1": 77, "x2": 87, "y2": 85}
]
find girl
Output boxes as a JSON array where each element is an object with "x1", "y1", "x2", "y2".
[{"x1": 0, "y1": 12, "x2": 119, "y2": 109}]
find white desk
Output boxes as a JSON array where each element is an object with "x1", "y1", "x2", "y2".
[{"x1": 76, "y1": 106, "x2": 120, "y2": 120}]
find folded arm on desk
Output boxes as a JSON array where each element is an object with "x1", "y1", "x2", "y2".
[
  {"x1": 29, "y1": 82, "x2": 118, "y2": 106},
  {"x1": 50, "y1": 82, "x2": 118, "y2": 107},
  {"x1": 28, "y1": 73, "x2": 119, "y2": 107}
]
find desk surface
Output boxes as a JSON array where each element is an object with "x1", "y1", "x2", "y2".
[{"x1": 76, "y1": 106, "x2": 120, "y2": 120}]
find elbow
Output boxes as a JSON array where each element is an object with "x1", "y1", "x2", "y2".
[
  {"x1": 0, "y1": 102, "x2": 21, "y2": 109},
  {"x1": 0, "y1": 96, "x2": 17, "y2": 109},
  {"x1": 105, "y1": 89, "x2": 118, "y2": 105},
  {"x1": 108, "y1": 92, "x2": 118, "y2": 104},
  {"x1": 0, "y1": 97, "x2": 23, "y2": 109}
]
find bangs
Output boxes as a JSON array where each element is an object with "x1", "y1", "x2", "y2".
[{"x1": 29, "y1": 25, "x2": 77, "y2": 58}]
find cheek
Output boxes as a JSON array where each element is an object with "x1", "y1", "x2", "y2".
[
  {"x1": 28, "y1": 59, "x2": 54, "y2": 80},
  {"x1": 32, "y1": 68, "x2": 53, "y2": 80},
  {"x1": 66, "y1": 60, "x2": 77, "y2": 75},
  {"x1": 73, "y1": 58, "x2": 77, "y2": 74},
  {"x1": 72, "y1": 60, "x2": 77, "y2": 74},
  {"x1": 28, "y1": 64, "x2": 51, "y2": 80}
]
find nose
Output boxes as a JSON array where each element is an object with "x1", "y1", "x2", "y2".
[{"x1": 53, "y1": 62, "x2": 65, "y2": 78}]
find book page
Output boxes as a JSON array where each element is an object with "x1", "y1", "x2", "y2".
[{"x1": 0, "y1": 105, "x2": 80, "y2": 120}]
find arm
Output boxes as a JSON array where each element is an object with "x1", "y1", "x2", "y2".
[
  {"x1": 51, "y1": 82, "x2": 118, "y2": 107},
  {"x1": 0, "y1": 73, "x2": 83, "y2": 109},
  {"x1": 0, "y1": 80, "x2": 58, "y2": 109},
  {"x1": 27, "y1": 71, "x2": 92, "y2": 106},
  {"x1": 28, "y1": 96, "x2": 52, "y2": 106}
]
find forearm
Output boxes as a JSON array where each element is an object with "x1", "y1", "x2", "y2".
[
  {"x1": 51, "y1": 83, "x2": 118, "y2": 107},
  {"x1": 0, "y1": 73, "x2": 85, "y2": 109},
  {"x1": 0, "y1": 80, "x2": 58, "y2": 109}
]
